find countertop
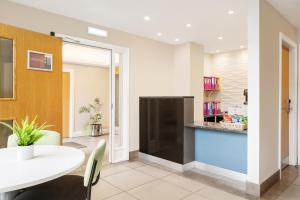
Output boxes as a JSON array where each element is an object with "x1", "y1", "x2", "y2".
[{"x1": 185, "y1": 122, "x2": 248, "y2": 134}]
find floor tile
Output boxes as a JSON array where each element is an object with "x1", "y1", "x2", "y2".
[
  {"x1": 105, "y1": 192, "x2": 137, "y2": 200},
  {"x1": 101, "y1": 165, "x2": 131, "y2": 177},
  {"x1": 278, "y1": 184, "x2": 300, "y2": 200},
  {"x1": 103, "y1": 169, "x2": 155, "y2": 190},
  {"x1": 121, "y1": 161, "x2": 146, "y2": 169},
  {"x1": 91, "y1": 180, "x2": 122, "y2": 200},
  {"x1": 128, "y1": 179, "x2": 191, "y2": 200},
  {"x1": 182, "y1": 194, "x2": 210, "y2": 200},
  {"x1": 135, "y1": 165, "x2": 171, "y2": 178},
  {"x1": 196, "y1": 186, "x2": 248, "y2": 200},
  {"x1": 162, "y1": 174, "x2": 206, "y2": 192},
  {"x1": 292, "y1": 176, "x2": 300, "y2": 186}
]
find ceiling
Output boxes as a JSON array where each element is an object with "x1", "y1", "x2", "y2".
[
  {"x1": 267, "y1": 0, "x2": 300, "y2": 29},
  {"x1": 9, "y1": 0, "x2": 248, "y2": 53},
  {"x1": 63, "y1": 43, "x2": 111, "y2": 67}
]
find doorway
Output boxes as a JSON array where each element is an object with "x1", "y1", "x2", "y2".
[
  {"x1": 281, "y1": 45, "x2": 289, "y2": 169},
  {"x1": 278, "y1": 33, "x2": 298, "y2": 174},
  {"x1": 59, "y1": 34, "x2": 130, "y2": 164},
  {"x1": 62, "y1": 71, "x2": 70, "y2": 138}
]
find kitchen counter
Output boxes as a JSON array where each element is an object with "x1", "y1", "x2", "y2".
[{"x1": 185, "y1": 121, "x2": 247, "y2": 134}]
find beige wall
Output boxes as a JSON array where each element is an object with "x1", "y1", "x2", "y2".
[
  {"x1": 190, "y1": 43, "x2": 204, "y2": 121},
  {"x1": 64, "y1": 64, "x2": 109, "y2": 135},
  {"x1": 204, "y1": 50, "x2": 248, "y2": 112},
  {"x1": 0, "y1": 0, "x2": 175, "y2": 151},
  {"x1": 173, "y1": 43, "x2": 191, "y2": 95},
  {"x1": 259, "y1": 0, "x2": 298, "y2": 183},
  {"x1": 173, "y1": 42, "x2": 204, "y2": 121}
]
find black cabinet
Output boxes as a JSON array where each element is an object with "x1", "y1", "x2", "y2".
[{"x1": 139, "y1": 97, "x2": 194, "y2": 164}]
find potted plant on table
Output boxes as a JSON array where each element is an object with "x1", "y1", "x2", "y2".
[
  {"x1": 0, "y1": 116, "x2": 49, "y2": 161},
  {"x1": 79, "y1": 98, "x2": 102, "y2": 137}
]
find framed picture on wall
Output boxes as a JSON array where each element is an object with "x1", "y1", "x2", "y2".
[{"x1": 27, "y1": 50, "x2": 53, "y2": 71}]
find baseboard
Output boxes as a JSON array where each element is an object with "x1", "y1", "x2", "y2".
[
  {"x1": 71, "y1": 131, "x2": 86, "y2": 137},
  {"x1": 138, "y1": 152, "x2": 185, "y2": 172},
  {"x1": 129, "y1": 151, "x2": 139, "y2": 160},
  {"x1": 246, "y1": 170, "x2": 280, "y2": 197},
  {"x1": 71, "y1": 128, "x2": 110, "y2": 138},
  {"x1": 260, "y1": 170, "x2": 280, "y2": 195},
  {"x1": 138, "y1": 153, "x2": 247, "y2": 186},
  {"x1": 192, "y1": 161, "x2": 247, "y2": 183}
]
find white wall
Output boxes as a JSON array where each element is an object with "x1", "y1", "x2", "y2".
[
  {"x1": 64, "y1": 64, "x2": 109, "y2": 134},
  {"x1": 0, "y1": 0, "x2": 175, "y2": 151},
  {"x1": 204, "y1": 50, "x2": 248, "y2": 112},
  {"x1": 247, "y1": 0, "x2": 261, "y2": 185}
]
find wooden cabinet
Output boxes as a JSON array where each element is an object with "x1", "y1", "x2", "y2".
[{"x1": 139, "y1": 97, "x2": 194, "y2": 164}]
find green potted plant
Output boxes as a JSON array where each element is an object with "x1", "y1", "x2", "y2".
[
  {"x1": 79, "y1": 98, "x2": 102, "y2": 137},
  {"x1": 0, "y1": 116, "x2": 49, "y2": 161}
]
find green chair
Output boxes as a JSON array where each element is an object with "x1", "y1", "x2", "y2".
[
  {"x1": 7, "y1": 130, "x2": 61, "y2": 147},
  {"x1": 15, "y1": 139, "x2": 106, "y2": 200}
]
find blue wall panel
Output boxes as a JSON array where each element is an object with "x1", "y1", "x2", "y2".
[{"x1": 195, "y1": 129, "x2": 247, "y2": 174}]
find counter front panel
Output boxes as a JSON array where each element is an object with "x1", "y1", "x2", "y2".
[{"x1": 195, "y1": 128, "x2": 247, "y2": 174}]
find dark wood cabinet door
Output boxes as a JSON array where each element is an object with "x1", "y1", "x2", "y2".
[
  {"x1": 139, "y1": 97, "x2": 184, "y2": 164},
  {"x1": 157, "y1": 98, "x2": 184, "y2": 163}
]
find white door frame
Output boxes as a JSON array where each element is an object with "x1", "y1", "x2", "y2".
[
  {"x1": 58, "y1": 33, "x2": 130, "y2": 163},
  {"x1": 62, "y1": 68, "x2": 75, "y2": 138},
  {"x1": 299, "y1": 43, "x2": 300, "y2": 165},
  {"x1": 278, "y1": 32, "x2": 298, "y2": 172}
]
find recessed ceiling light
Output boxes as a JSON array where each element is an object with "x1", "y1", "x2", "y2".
[
  {"x1": 186, "y1": 23, "x2": 192, "y2": 28},
  {"x1": 144, "y1": 16, "x2": 151, "y2": 21},
  {"x1": 240, "y1": 45, "x2": 245, "y2": 49},
  {"x1": 216, "y1": 50, "x2": 220, "y2": 53},
  {"x1": 228, "y1": 10, "x2": 235, "y2": 15},
  {"x1": 157, "y1": 32, "x2": 162, "y2": 36},
  {"x1": 218, "y1": 36, "x2": 223, "y2": 40},
  {"x1": 174, "y1": 38, "x2": 180, "y2": 42}
]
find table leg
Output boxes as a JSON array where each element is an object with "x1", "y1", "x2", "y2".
[{"x1": 0, "y1": 191, "x2": 18, "y2": 200}]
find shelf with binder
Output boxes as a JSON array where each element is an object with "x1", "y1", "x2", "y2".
[
  {"x1": 204, "y1": 76, "x2": 220, "y2": 90},
  {"x1": 204, "y1": 76, "x2": 220, "y2": 97}
]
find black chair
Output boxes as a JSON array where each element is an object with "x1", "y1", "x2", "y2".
[{"x1": 15, "y1": 140, "x2": 106, "y2": 200}]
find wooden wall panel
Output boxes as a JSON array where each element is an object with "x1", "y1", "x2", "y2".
[{"x1": 0, "y1": 23, "x2": 62, "y2": 133}]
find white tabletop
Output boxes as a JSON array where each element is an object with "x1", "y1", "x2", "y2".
[{"x1": 0, "y1": 146, "x2": 85, "y2": 193}]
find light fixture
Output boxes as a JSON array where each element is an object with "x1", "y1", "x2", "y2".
[
  {"x1": 186, "y1": 23, "x2": 192, "y2": 28},
  {"x1": 240, "y1": 45, "x2": 245, "y2": 49},
  {"x1": 144, "y1": 16, "x2": 151, "y2": 21},
  {"x1": 174, "y1": 38, "x2": 180, "y2": 42},
  {"x1": 157, "y1": 32, "x2": 162, "y2": 36},
  {"x1": 228, "y1": 10, "x2": 235, "y2": 15},
  {"x1": 88, "y1": 27, "x2": 108, "y2": 37},
  {"x1": 218, "y1": 36, "x2": 223, "y2": 40}
]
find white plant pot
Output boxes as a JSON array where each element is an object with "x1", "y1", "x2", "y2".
[{"x1": 17, "y1": 145, "x2": 34, "y2": 161}]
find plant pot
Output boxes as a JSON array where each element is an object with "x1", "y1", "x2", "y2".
[
  {"x1": 17, "y1": 145, "x2": 34, "y2": 161},
  {"x1": 90, "y1": 124, "x2": 102, "y2": 137}
]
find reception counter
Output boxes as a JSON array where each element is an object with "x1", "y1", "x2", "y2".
[{"x1": 185, "y1": 122, "x2": 247, "y2": 174}]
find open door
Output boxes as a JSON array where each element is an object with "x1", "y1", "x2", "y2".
[
  {"x1": 281, "y1": 46, "x2": 290, "y2": 169},
  {"x1": 110, "y1": 52, "x2": 129, "y2": 163},
  {"x1": 62, "y1": 72, "x2": 70, "y2": 138}
]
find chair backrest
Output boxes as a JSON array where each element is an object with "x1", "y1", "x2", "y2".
[
  {"x1": 35, "y1": 130, "x2": 61, "y2": 146},
  {"x1": 83, "y1": 139, "x2": 106, "y2": 187},
  {"x1": 6, "y1": 130, "x2": 61, "y2": 147}
]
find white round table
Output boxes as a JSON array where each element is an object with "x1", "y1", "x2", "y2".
[{"x1": 0, "y1": 146, "x2": 85, "y2": 200}]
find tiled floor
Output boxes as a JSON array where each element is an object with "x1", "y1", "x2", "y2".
[
  {"x1": 64, "y1": 135, "x2": 110, "y2": 166},
  {"x1": 66, "y1": 136, "x2": 300, "y2": 200}
]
